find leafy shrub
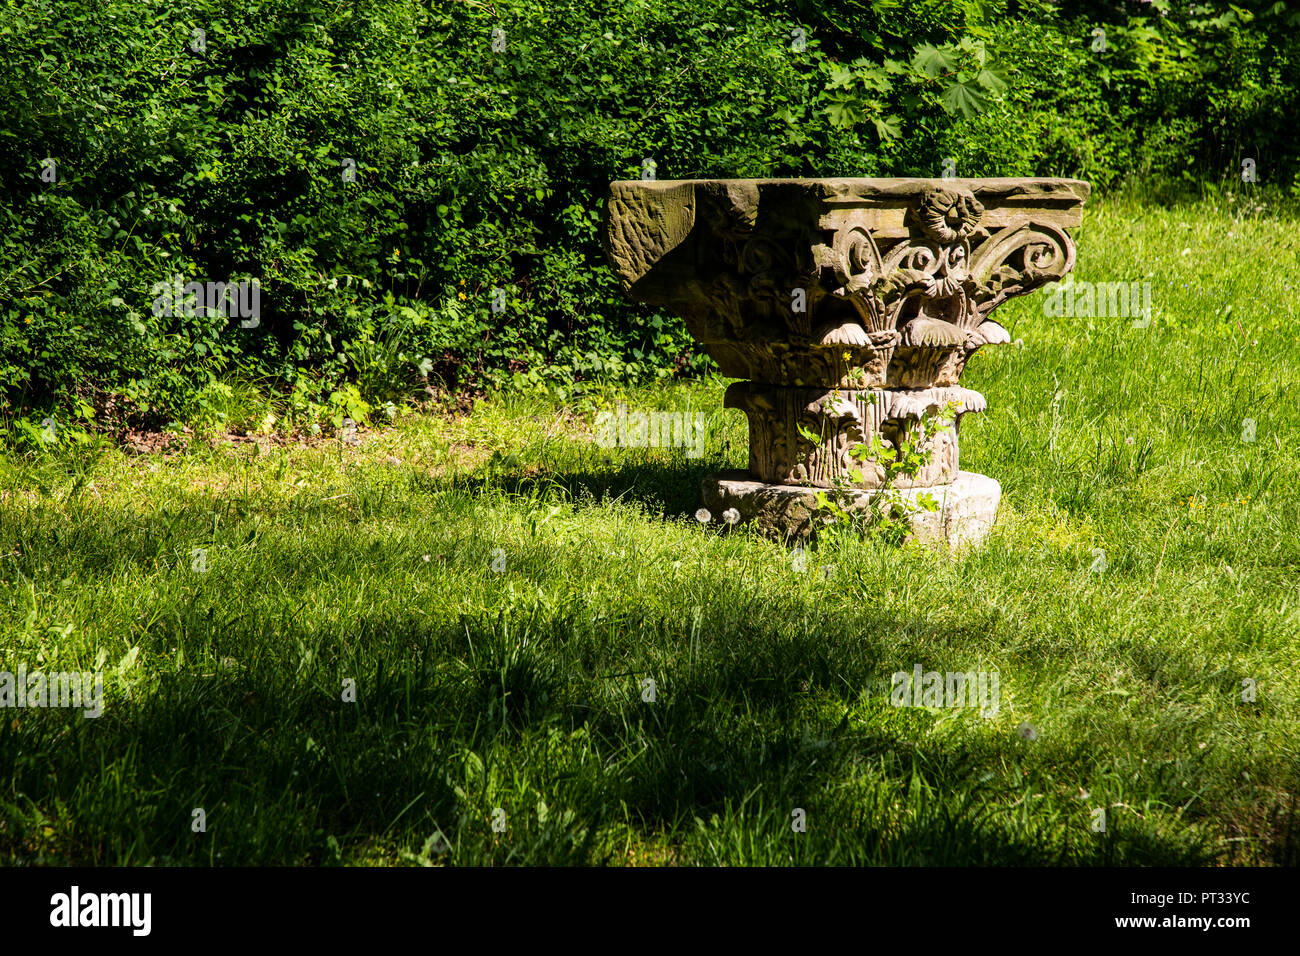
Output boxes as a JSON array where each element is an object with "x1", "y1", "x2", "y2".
[{"x1": 1, "y1": 0, "x2": 1296, "y2": 434}]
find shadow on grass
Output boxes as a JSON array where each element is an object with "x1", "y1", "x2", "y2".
[
  {"x1": 420, "y1": 458, "x2": 721, "y2": 520},
  {"x1": 0, "y1": 464, "x2": 1276, "y2": 866},
  {"x1": 0, "y1": 589, "x2": 1245, "y2": 866}
]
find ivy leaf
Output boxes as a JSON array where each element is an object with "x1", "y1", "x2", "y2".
[
  {"x1": 975, "y1": 67, "x2": 1009, "y2": 93},
  {"x1": 872, "y1": 113, "x2": 902, "y2": 141},
  {"x1": 825, "y1": 97, "x2": 861, "y2": 129},
  {"x1": 856, "y1": 65, "x2": 893, "y2": 92},
  {"x1": 827, "y1": 63, "x2": 855, "y2": 89},
  {"x1": 957, "y1": 35, "x2": 988, "y2": 66},
  {"x1": 912, "y1": 42, "x2": 958, "y2": 78},
  {"x1": 940, "y1": 80, "x2": 989, "y2": 117}
]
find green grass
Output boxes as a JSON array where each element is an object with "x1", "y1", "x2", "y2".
[{"x1": 2, "y1": 192, "x2": 1299, "y2": 865}]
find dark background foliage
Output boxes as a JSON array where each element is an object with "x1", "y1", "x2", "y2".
[{"x1": 2, "y1": 0, "x2": 1297, "y2": 431}]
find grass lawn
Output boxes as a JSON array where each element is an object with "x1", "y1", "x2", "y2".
[{"x1": 2, "y1": 192, "x2": 1299, "y2": 865}]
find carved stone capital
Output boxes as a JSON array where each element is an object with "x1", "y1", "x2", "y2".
[
  {"x1": 603, "y1": 177, "x2": 1088, "y2": 538},
  {"x1": 603, "y1": 177, "x2": 1087, "y2": 391}
]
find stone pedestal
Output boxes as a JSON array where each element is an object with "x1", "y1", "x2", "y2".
[
  {"x1": 602, "y1": 177, "x2": 1088, "y2": 546},
  {"x1": 702, "y1": 470, "x2": 1001, "y2": 547}
]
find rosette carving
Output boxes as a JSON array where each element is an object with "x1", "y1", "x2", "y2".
[{"x1": 916, "y1": 185, "x2": 985, "y2": 244}]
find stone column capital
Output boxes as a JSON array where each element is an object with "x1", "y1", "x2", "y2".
[{"x1": 603, "y1": 177, "x2": 1089, "y2": 544}]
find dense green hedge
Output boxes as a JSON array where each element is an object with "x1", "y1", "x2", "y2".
[{"x1": 2, "y1": 0, "x2": 1297, "y2": 434}]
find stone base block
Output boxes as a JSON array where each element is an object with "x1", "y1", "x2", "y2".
[{"x1": 701, "y1": 469, "x2": 1000, "y2": 548}]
